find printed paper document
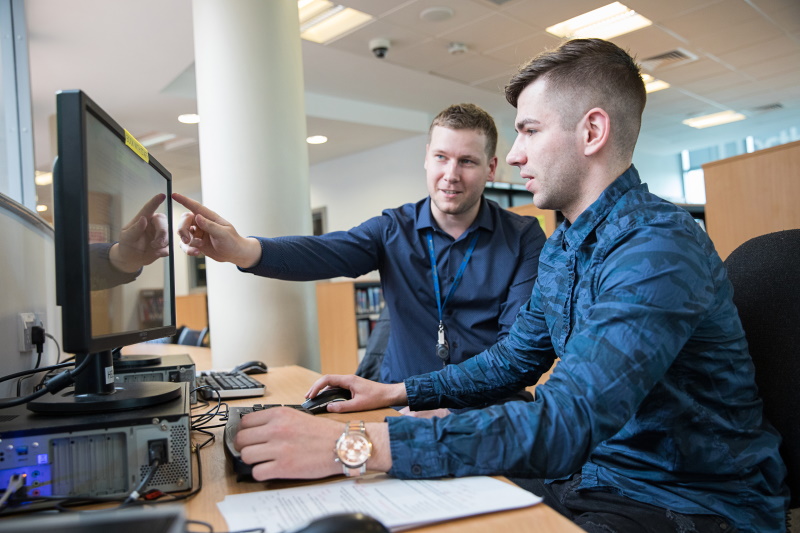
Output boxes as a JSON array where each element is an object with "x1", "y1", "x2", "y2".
[{"x1": 218, "y1": 474, "x2": 541, "y2": 532}]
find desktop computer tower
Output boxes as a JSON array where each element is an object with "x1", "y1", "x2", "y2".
[
  {"x1": 114, "y1": 353, "x2": 197, "y2": 404},
  {"x1": 0, "y1": 383, "x2": 192, "y2": 502}
]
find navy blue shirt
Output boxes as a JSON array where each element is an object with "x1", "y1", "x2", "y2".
[
  {"x1": 242, "y1": 197, "x2": 545, "y2": 384},
  {"x1": 390, "y1": 167, "x2": 788, "y2": 532}
]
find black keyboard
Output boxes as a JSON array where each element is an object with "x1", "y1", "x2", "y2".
[
  {"x1": 196, "y1": 371, "x2": 265, "y2": 400},
  {"x1": 224, "y1": 404, "x2": 312, "y2": 480}
]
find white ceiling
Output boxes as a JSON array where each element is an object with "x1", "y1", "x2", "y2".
[{"x1": 25, "y1": 0, "x2": 800, "y2": 197}]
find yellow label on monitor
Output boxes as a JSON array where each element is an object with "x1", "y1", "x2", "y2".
[{"x1": 124, "y1": 129, "x2": 149, "y2": 163}]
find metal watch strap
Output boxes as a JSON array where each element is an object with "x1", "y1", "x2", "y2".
[{"x1": 335, "y1": 420, "x2": 370, "y2": 477}]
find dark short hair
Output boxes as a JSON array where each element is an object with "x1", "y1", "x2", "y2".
[
  {"x1": 429, "y1": 103, "x2": 498, "y2": 159},
  {"x1": 505, "y1": 38, "x2": 646, "y2": 160}
]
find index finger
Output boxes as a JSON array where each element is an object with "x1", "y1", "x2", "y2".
[
  {"x1": 132, "y1": 193, "x2": 166, "y2": 221},
  {"x1": 172, "y1": 193, "x2": 225, "y2": 224},
  {"x1": 305, "y1": 374, "x2": 348, "y2": 399}
]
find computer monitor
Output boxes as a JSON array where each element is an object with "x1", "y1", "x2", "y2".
[{"x1": 27, "y1": 90, "x2": 182, "y2": 414}]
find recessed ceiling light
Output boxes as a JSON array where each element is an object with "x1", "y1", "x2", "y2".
[
  {"x1": 298, "y1": 1, "x2": 373, "y2": 44},
  {"x1": 36, "y1": 204, "x2": 48, "y2": 212},
  {"x1": 682, "y1": 110, "x2": 746, "y2": 129},
  {"x1": 547, "y1": 2, "x2": 652, "y2": 40},
  {"x1": 178, "y1": 114, "x2": 200, "y2": 124},
  {"x1": 420, "y1": 7, "x2": 454, "y2": 22},
  {"x1": 307, "y1": 135, "x2": 328, "y2": 144},
  {"x1": 34, "y1": 171, "x2": 53, "y2": 186},
  {"x1": 641, "y1": 73, "x2": 670, "y2": 93}
]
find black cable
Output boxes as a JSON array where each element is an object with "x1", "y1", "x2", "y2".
[
  {"x1": 121, "y1": 458, "x2": 160, "y2": 507},
  {"x1": 0, "y1": 355, "x2": 92, "y2": 409},
  {"x1": 0, "y1": 361, "x2": 73, "y2": 385}
]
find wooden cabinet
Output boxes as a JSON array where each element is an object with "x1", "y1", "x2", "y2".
[
  {"x1": 507, "y1": 202, "x2": 559, "y2": 237},
  {"x1": 315, "y1": 280, "x2": 382, "y2": 375},
  {"x1": 704, "y1": 140, "x2": 800, "y2": 260},
  {"x1": 176, "y1": 292, "x2": 208, "y2": 330}
]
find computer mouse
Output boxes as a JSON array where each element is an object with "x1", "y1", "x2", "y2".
[
  {"x1": 301, "y1": 387, "x2": 352, "y2": 414},
  {"x1": 231, "y1": 360, "x2": 268, "y2": 375},
  {"x1": 291, "y1": 512, "x2": 389, "y2": 533}
]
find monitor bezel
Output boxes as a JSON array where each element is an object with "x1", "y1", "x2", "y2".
[{"x1": 54, "y1": 89, "x2": 177, "y2": 355}]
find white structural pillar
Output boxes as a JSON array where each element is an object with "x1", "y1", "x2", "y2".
[{"x1": 191, "y1": 0, "x2": 318, "y2": 370}]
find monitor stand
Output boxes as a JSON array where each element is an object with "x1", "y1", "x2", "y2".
[
  {"x1": 112, "y1": 350, "x2": 162, "y2": 369},
  {"x1": 27, "y1": 350, "x2": 181, "y2": 414}
]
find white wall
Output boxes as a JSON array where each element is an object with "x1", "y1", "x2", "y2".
[
  {"x1": 309, "y1": 135, "x2": 429, "y2": 233},
  {"x1": 0, "y1": 197, "x2": 59, "y2": 398}
]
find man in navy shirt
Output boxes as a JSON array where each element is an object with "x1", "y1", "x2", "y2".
[
  {"x1": 232, "y1": 39, "x2": 788, "y2": 533},
  {"x1": 174, "y1": 103, "x2": 546, "y2": 403}
]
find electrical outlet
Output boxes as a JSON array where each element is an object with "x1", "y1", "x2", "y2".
[{"x1": 18, "y1": 313, "x2": 37, "y2": 352}]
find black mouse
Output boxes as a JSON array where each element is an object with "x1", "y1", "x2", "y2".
[
  {"x1": 301, "y1": 387, "x2": 352, "y2": 414},
  {"x1": 231, "y1": 360, "x2": 268, "y2": 374},
  {"x1": 291, "y1": 512, "x2": 389, "y2": 533}
]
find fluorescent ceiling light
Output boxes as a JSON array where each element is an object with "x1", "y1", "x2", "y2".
[
  {"x1": 547, "y1": 2, "x2": 652, "y2": 40},
  {"x1": 682, "y1": 110, "x2": 746, "y2": 129},
  {"x1": 34, "y1": 171, "x2": 53, "y2": 186},
  {"x1": 298, "y1": 1, "x2": 373, "y2": 44},
  {"x1": 179, "y1": 114, "x2": 200, "y2": 124},
  {"x1": 641, "y1": 73, "x2": 670, "y2": 93},
  {"x1": 306, "y1": 135, "x2": 328, "y2": 144}
]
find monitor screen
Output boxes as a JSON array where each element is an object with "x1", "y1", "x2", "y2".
[
  {"x1": 28, "y1": 90, "x2": 181, "y2": 413},
  {"x1": 55, "y1": 90, "x2": 176, "y2": 354}
]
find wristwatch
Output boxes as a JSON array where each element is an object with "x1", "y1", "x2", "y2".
[{"x1": 334, "y1": 421, "x2": 372, "y2": 477}]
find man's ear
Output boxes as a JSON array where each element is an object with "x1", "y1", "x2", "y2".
[
  {"x1": 486, "y1": 155, "x2": 498, "y2": 182},
  {"x1": 581, "y1": 108, "x2": 610, "y2": 156}
]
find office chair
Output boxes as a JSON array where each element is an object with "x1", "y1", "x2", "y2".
[
  {"x1": 724, "y1": 229, "x2": 800, "y2": 524},
  {"x1": 355, "y1": 306, "x2": 390, "y2": 381},
  {"x1": 175, "y1": 326, "x2": 209, "y2": 347}
]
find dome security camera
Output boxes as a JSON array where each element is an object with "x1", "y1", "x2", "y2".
[{"x1": 369, "y1": 38, "x2": 391, "y2": 59}]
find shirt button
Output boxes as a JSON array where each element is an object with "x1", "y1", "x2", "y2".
[
  {"x1": 449, "y1": 276, "x2": 455, "y2": 282},
  {"x1": 411, "y1": 464, "x2": 423, "y2": 475}
]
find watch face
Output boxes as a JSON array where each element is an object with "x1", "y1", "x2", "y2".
[{"x1": 338, "y1": 433, "x2": 372, "y2": 467}]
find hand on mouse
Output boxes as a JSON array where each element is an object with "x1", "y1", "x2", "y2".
[
  {"x1": 234, "y1": 406, "x2": 392, "y2": 480},
  {"x1": 305, "y1": 375, "x2": 407, "y2": 413}
]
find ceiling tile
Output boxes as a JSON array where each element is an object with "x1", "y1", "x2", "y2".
[
  {"x1": 660, "y1": 0, "x2": 759, "y2": 32},
  {"x1": 656, "y1": 57, "x2": 731, "y2": 84},
  {"x1": 379, "y1": 0, "x2": 496, "y2": 35},
  {"x1": 715, "y1": 35, "x2": 800, "y2": 69},
  {"x1": 432, "y1": 54, "x2": 516, "y2": 85},
  {"x1": 471, "y1": 71, "x2": 518, "y2": 96},
  {"x1": 439, "y1": 13, "x2": 537, "y2": 54},
  {"x1": 680, "y1": 71, "x2": 754, "y2": 94},
  {"x1": 624, "y1": 0, "x2": 726, "y2": 23},
  {"x1": 683, "y1": 18, "x2": 780, "y2": 56},
  {"x1": 390, "y1": 37, "x2": 467, "y2": 72},
  {"x1": 738, "y1": 52, "x2": 800, "y2": 80},
  {"x1": 483, "y1": 32, "x2": 562, "y2": 66},
  {"x1": 609, "y1": 26, "x2": 691, "y2": 66}
]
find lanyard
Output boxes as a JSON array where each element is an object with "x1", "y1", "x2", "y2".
[{"x1": 426, "y1": 230, "x2": 480, "y2": 323}]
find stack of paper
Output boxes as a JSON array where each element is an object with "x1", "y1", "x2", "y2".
[{"x1": 218, "y1": 475, "x2": 541, "y2": 532}]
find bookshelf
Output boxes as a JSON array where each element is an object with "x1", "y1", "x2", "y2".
[
  {"x1": 315, "y1": 280, "x2": 383, "y2": 375},
  {"x1": 138, "y1": 288, "x2": 164, "y2": 329}
]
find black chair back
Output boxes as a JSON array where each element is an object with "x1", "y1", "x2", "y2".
[{"x1": 724, "y1": 229, "x2": 800, "y2": 508}]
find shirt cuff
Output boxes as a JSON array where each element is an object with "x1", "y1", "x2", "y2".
[{"x1": 386, "y1": 416, "x2": 449, "y2": 479}]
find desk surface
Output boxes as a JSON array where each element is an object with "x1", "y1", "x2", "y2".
[{"x1": 121, "y1": 344, "x2": 582, "y2": 532}]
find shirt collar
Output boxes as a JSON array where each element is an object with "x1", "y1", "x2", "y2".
[
  {"x1": 415, "y1": 196, "x2": 494, "y2": 236},
  {"x1": 560, "y1": 165, "x2": 642, "y2": 250}
]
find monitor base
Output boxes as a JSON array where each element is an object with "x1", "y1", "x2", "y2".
[{"x1": 26, "y1": 382, "x2": 182, "y2": 414}]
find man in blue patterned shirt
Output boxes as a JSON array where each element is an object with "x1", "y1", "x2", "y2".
[{"x1": 234, "y1": 39, "x2": 789, "y2": 532}]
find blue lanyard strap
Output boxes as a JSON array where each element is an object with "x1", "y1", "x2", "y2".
[{"x1": 426, "y1": 230, "x2": 480, "y2": 322}]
